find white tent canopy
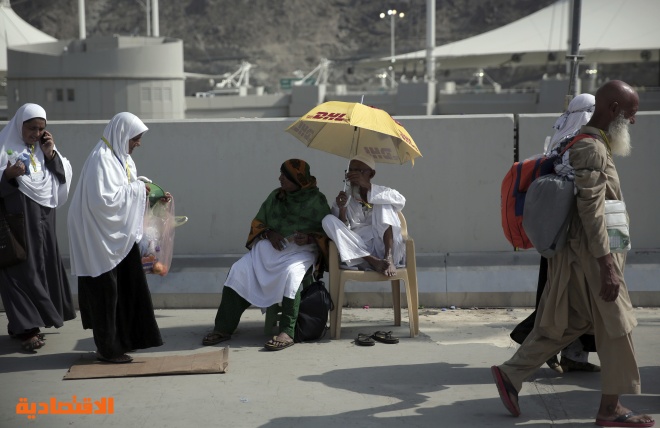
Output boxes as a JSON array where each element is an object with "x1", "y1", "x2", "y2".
[
  {"x1": 0, "y1": 1, "x2": 56, "y2": 72},
  {"x1": 369, "y1": 0, "x2": 660, "y2": 70}
]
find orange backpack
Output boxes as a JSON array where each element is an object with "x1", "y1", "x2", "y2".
[{"x1": 500, "y1": 134, "x2": 593, "y2": 249}]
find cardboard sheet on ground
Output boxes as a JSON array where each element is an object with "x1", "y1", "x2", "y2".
[{"x1": 63, "y1": 348, "x2": 228, "y2": 380}]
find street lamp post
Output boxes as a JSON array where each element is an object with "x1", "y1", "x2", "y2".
[{"x1": 380, "y1": 9, "x2": 405, "y2": 88}]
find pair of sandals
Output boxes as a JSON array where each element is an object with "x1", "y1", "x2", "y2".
[{"x1": 356, "y1": 331, "x2": 399, "y2": 346}]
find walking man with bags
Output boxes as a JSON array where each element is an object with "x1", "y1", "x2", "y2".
[
  {"x1": 510, "y1": 93, "x2": 600, "y2": 374},
  {"x1": 491, "y1": 80, "x2": 654, "y2": 427}
]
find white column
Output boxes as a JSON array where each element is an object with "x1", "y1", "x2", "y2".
[
  {"x1": 568, "y1": 0, "x2": 582, "y2": 97},
  {"x1": 426, "y1": 0, "x2": 435, "y2": 83},
  {"x1": 78, "y1": 0, "x2": 86, "y2": 39},
  {"x1": 146, "y1": 0, "x2": 150, "y2": 36},
  {"x1": 152, "y1": 0, "x2": 160, "y2": 37},
  {"x1": 390, "y1": 13, "x2": 395, "y2": 85}
]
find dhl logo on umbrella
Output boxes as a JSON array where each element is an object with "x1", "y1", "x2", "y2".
[
  {"x1": 286, "y1": 101, "x2": 421, "y2": 166},
  {"x1": 398, "y1": 131, "x2": 418, "y2": 149},
  {"x1": 288, "y1": 121, "x2": 315, "y2": 142},
  {"x1": 306, "y1": 112, "x2": 347, "y2": 122},
  {"x1": 363, "y1": 147, "x2": 394, "y2": 160}
]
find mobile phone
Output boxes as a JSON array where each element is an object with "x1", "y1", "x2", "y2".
[{"x1": 40, "y1": 132, "x2": 48, "y2": 144}]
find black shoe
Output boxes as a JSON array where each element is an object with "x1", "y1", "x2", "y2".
[
  {"x1": 560, "y1": 356, "x2": 601, "y2": 372},
  {"x1": 546, "y1": 355, "x2": 563, "y2": 373}
]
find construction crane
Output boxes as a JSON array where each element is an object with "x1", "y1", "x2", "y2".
[
  {"x1": 192, "y1": 61, "x2": 254, "y2": 97},
  {"x1": 293, "y1": 58, "x2": 331, "y2": 86},
  {"x1": 215, "y1": 61, "x2": 253, "y2": 89}
]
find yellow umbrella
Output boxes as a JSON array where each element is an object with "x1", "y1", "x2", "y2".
[{"x1": 285, "y1": 101, "x2": 421, "y2": 165}]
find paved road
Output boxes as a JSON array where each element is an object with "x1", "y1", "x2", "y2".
[{"x1": 1, "y1": 307, "x2": 658, "y2": 427}]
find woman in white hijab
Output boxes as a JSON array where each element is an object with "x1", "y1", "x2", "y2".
[
  {"x1": 544, "y1": 93, "x2": 596, "y2": 178},
  {"x1": 68, "y1": 112, "x2": 163, "y2": 364},
  {"x1": 511, "y1": 93, "x2": 599, "y2": 374},
  {"x1": 0, "y1": 103, "x2": 75, "y2": 352}
]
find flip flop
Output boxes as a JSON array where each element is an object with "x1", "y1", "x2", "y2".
[
  {"x1": 356, "y1": 333, "x2": 375, "y2": 346},
  {"x1": 202, "y1": 332, "x2": 231, "y2": 346},
  {"x1": 595, "y1": 411, "x2": 655, "y2": 427},
  {"x1": 371, "y1": 331, "x2": 399, "y2": 344},
  {"x1": 264, "y1": 336, "x2": 294, "y2": 351},
  {"x1": 491, "y1": 365, "x2": 521, "y2": 417},
  {"x1": 96, "y1": 353, "x2": 133, "y2": 364}
]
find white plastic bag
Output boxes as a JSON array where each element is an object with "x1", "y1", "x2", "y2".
[
  {"x1": 139, "y1": 198, "x2": 176, "y2": 276},
  {"x1": 604, "y1": 200, "x2": 630, "y2": 253}
]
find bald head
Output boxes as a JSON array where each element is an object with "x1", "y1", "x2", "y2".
[
  {"x1": 588, "y1": 80, "x2": 639, "y2": 157},
  {"x1": 590, "y1": 80, "x2": 639, "y2": 129}
]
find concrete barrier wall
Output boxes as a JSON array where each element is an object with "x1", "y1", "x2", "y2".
[
  {"x1": 185, "y1": 94, "x2": 292, "y2": 119},
  {"x1": 46, "y1": 114, "x2": 522, "y2": 256},
  {"x1": 5, "y1": 112, "x2": 658, "y2": 309}
]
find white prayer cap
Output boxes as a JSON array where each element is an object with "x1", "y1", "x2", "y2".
[{"x1": 350, "y1": 153, "x2": 376, "y2": 170}]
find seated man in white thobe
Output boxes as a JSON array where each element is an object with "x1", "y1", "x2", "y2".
[{"x1": 322, "y1": 154, "x2": 406, "y2": 277}]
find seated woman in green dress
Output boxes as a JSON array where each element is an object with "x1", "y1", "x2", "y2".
[{"x1": 203, "y1": 159, "x2": 329, "y2": 351}]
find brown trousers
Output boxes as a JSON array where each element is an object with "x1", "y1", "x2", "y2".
[{"x1": 499, "y1": 275, "x2": 641, "y2": 396}]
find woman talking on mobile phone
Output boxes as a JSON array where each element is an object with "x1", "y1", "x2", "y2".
[{"x1": 0, "y1": 103, "x2": 75, "y2": 352}]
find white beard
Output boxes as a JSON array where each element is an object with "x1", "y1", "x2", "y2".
[
  {"x1": 349, "y1": 184, "x2": 362, "y2": 199},
  {"x1": 608, "y1": 114, "x2": 632, "y2": 157}
]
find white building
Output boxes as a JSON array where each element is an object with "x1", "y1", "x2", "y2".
[{"x1": 7, "y1": 35, "x2": 185, "y2": 120}]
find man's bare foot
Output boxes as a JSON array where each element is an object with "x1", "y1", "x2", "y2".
[
  {"x1": 364, "y1": 256, "x2": 397, "y2": 276},
  {"x1": 383, "y1": 258, "x2": 396, "y2": 276},
  {"x1": 596, "y1": 403, "x2": 655, "y2": 427}
]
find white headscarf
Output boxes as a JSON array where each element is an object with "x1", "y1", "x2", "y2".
[
  {"x1": 0, "y1": 103, "x2": 72, "y2": 207},
  {"x1": 68, "y1": 112, "x2": 149, "y2": 277},
  {"x1": 543, "y1": 93, "x2": 596, "y2": 179},
  {"x1": 545, "y1": 93, "x2": 596, "y2": 153}
]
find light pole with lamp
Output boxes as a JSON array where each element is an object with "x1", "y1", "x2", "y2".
[{"x1": 380, "y1": 9, "x2": 405, "y2": 88}]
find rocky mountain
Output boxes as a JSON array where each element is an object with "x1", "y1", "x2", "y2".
[{"x1": 10, "y1": 0, "x2": 656, "y2": 94}]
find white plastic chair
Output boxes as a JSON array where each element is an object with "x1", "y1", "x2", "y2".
[{"x1": 328, "y1": 211, "x2": 419, "y2": 339}]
